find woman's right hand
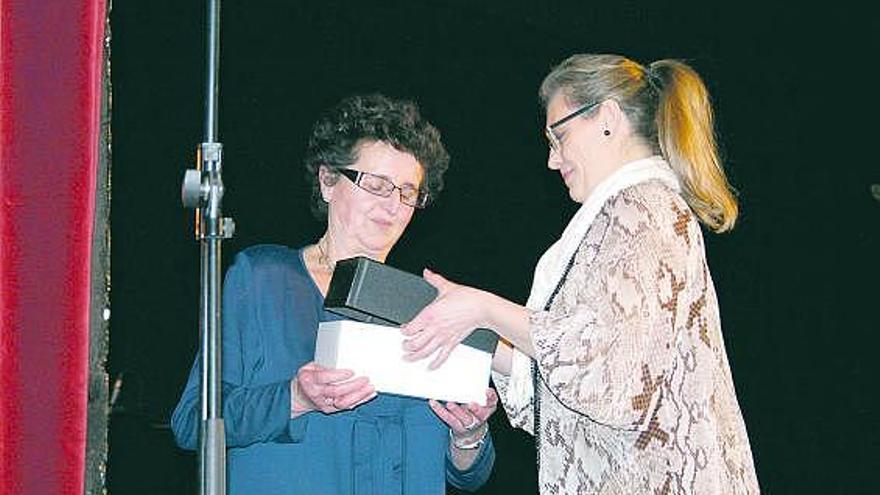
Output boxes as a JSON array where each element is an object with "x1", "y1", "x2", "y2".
[
  {"x1": 291, "y1": 361, "x2": 376, "y2": 417},
  {"x1": 401, "y1": 269, "x2": 491, "y2": 369}
]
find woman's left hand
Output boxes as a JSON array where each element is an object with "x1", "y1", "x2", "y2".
[
  {"x1": 429, "y1": 388, "x2": 498, "y2": 442},
  {"x1": 401, "y1": 268, "x2": 488, "y2": 369}
]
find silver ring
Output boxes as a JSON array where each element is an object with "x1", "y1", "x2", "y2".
[{"x1": 465, "y1": 417, "x2": 479, "y2": 431}]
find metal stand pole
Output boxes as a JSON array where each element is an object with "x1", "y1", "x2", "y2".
[{"x1": 181, "y1": 1, "x2": 234, "y2": 494}]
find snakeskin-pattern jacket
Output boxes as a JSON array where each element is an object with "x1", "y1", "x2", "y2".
[{"x1": 494, "y1": 181, "x2": 760, "y2": 494}]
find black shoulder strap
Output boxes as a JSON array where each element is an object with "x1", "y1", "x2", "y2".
[{"x1": 532, "y1": 247, "x2": 579, "y2": 469}]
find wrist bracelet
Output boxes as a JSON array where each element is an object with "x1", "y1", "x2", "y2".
[{"x1": 449, "y1": 424, "x2": 488, "y2": 450}]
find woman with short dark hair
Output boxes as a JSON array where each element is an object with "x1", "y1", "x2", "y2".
[{"x1": 172, "y1": 93, "x2": 496, "y2": 494}]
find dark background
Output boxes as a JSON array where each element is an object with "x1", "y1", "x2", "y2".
[{"x1": 107, "y1": 1, "x2": 878, "y2": 493}]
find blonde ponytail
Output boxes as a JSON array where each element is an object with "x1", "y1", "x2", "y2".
[{"x1": 651, "y1": 60, "x2": 738, "y2": 232}]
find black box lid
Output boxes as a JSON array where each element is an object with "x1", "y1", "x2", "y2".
[{"x1": 324, "y1": 257, "x2": 498, "y2": 354}]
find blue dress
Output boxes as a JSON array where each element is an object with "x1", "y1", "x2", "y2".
[{"x1": 171, "y1": 245, "x2": 494, "y2": 494}]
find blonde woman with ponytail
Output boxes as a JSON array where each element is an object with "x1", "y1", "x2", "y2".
[{"x1": 402, "y1": 53, "x2": 760, "y2": 493}]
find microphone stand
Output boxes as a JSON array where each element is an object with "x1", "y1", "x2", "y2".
[{"x1": 181, "y1": 1, "x2": 234, "y2": 494}]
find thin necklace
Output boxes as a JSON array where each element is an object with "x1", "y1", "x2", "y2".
[{"x1": 315, "y1": 236, "x2": 335, "y2": 272}]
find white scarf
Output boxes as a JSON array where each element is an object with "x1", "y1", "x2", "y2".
[{"x1": 505, "y1": 155, "x2": 681, "y2": 409}]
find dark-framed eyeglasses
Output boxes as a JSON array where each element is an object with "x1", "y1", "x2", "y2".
[
  {"x1": 336, "y1": 168, "x2": 427, "y2": 208},
  {"x1": 544, "y1": 100, "x2": 600, "y2": 153}
]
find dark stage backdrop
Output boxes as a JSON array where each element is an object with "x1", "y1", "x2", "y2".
[{"x1": 107, "y1": 1, "x2": 877, "y2": 493}]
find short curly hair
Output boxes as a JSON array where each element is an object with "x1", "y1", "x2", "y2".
[{"x1": 304, "y1": 93, "x2": 450, "y2": 219}]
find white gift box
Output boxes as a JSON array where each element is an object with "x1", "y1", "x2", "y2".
[{"x1": 314, "y1": 320, "x2": 493, "y2": 406}]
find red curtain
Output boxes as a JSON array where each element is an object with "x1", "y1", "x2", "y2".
[{"x1": 1, "y1": 0, "x2": 107, "y2": 493}]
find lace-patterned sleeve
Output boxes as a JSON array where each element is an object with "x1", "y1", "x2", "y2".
[
  {"x1": 530, "y1": 191, "x2": 685, "y2": 432},
  {"x1": 491, "y1": 358, "x2": 535, "y2": 434}
]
